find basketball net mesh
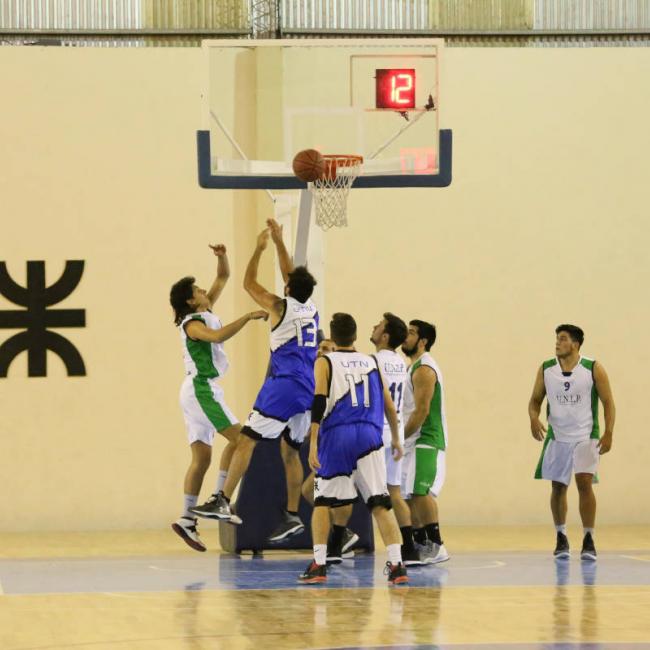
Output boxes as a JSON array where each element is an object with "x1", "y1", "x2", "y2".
[{"x1": 312, "y1": 155, "x2": 363, "y2": 230}]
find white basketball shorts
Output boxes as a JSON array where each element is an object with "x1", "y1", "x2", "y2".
[
  {"x1": 382, "y1": 424, "x2": 405, "y2": 487},
  {"x1": 315, "y1": 448, "x2": 389, "y2": 508},
  {"x1": 536, "y1": 437, "x2": 599, "y2": 486},
  {"x1": 180, "y1": 376, "x2": 238, "y2": 445}
]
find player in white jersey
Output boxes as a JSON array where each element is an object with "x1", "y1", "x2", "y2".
[
  {"x1": 191, "y1": 221, "x2": 319, "y2": 542},
  {"x1": 370, "y1": 313, "x2": 424, "y2": 566},
  {"x1": 401, "y1": 319, "x2": 450, "y2": 565},
  {"x1": 169, "y1": 244, "x2": 267, "y2": 551},
  {"x1": 529, "y1": 324, "x2": 616, "y2": 561},
  {"x1": 299, "y1": 313, "x2": 408, "y2": 585}
]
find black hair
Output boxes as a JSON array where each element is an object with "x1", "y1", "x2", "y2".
[
  {"x1": 287, "y1": 266, "x2": 317, "y2": 303},
  {"x1": 556, "y1": 324, "x2": 584, "y2": 347},
  {"x1": 330, "y1": 312, "x2": 357, "y2": 347},
  {"x1": 410, "y1": 319, "x2": 437, "y2": 351},
  {"x1": 170, "y1": 276, "x2": 195, "y2": 326},
  {"x1": 383, "y1": 312, "x2": 408, "y2": 350}
]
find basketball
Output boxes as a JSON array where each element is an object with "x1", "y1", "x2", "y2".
[{"x1": 292, "y1": 149, "x2": 325, "y2": 182}]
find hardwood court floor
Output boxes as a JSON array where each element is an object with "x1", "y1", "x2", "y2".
[{"x1": 1, "y1": 526, "x2": 649, "y2": 650}]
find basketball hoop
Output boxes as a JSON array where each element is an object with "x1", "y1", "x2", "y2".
[{"x1": 311, "y1": 155, "x2": 363, "y2": 230}]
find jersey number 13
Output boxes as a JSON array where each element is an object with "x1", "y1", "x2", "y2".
[{"x1": 294, "y1": 318, "x2": 317, "y2": 347}]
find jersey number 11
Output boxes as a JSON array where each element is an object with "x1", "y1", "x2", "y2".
[{"x1": 345, "y1": 374, "x2": 370, "y2": 407}]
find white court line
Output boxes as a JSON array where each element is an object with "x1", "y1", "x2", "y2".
[
  {"x1": 449, "y1": 560, "x2": 507, "y2": 570},
  {"x1": 621, "y1": 554, "x2": 650, "y2": 563}
]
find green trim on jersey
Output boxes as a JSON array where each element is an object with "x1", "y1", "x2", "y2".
[
  {"x1": 186, "y1": 315, "x2": 219, "y2": 379},
  {"x1": 590, "y1": 385, "x2": 600, "y2": 439},
  {"x1": 542, "y1": 358, "x2": 558, "y2": 370},
  {"x1": 192, "y1": 377, "x2": 233, "y2": 432},
  {"x1": 578, "y1": 358, "x2": 601, "y2": 439},
  {"x1": 543, "y1": 360, "x2": 556, "y2": 443},
  {"x1": 579, "y1": 358, "x2": 594, "y2": 371},
  {"x1": 411, "y1": 359, "x2": 446, "y2": 451}
]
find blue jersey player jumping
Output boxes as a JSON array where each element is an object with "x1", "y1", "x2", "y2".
[
  {"x1": 191, "y1": 219, "x2": 318, "y2": 541},
  {"x1": 299, "y1": 313, "x2": 409, "y2": 585}
]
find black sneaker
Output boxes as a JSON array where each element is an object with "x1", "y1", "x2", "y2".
[
  {"x1": 554, "y1": 532, "x2": 570, "y2": 559},
  {"x1": 581, "y1": 533, "x2": 597, "y2": 561},
  {"x1": 341, "y1": 528, "x2": 360, "y2": 557},
  {"x1": 384, "y1": 561, "x2": 409, "y2": 585},
  {"x1": 298, "y1": 561, "x2": 327, "y2": 584},
  {"x1": 401, "y1": 545, "x2": 424, "y2": 566},
  {"x1": 268, "y1": 512, "x2": 305, "y2": 542},
  {"x1": 189, "y1": 492, "x2": 232, "y2": 521}
]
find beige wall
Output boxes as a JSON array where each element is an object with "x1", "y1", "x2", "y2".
[{"x1": 1, "y1": 46, "x2": 648, "y2": 531}]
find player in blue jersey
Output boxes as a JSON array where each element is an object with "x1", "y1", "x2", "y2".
[
  {"x1": 301, "y1": 338, "x2": 360, "y2": 563},
  {"x1": 191, "y1": 220, "x2": 318, "y2": 541},
  {"x1": 299, "y1": 313, "x2": 408, "y2": 585}
]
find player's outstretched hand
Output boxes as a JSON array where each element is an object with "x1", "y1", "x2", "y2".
[
  {"x1": 392, "y1": 443, "x2": 404, "y2": 462},
  {"x1": 530, "y1": 418, "x2": 547, "y2": 441},
  {"x1": 597, "y1": 432, "x2": 613, "y2": 455},
  {"x1": 249, "y1": 310, "x2": 269, "y2": 321},
  {"x1": 257, "y1": 228, "x2": 270, "y2": 250},
  {"x1": 309, "y1": 444, "x2": 320, "y2": 471},
  {"x1": 266, "y1": 218, "x2": 283, "y2": 245},
  {"x1": 209, "y1": 244, "x2": 227, "y2": 257}
]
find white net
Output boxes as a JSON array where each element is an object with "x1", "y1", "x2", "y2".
[{"x1": 311, "y1": 155, "x2": 363, "y2": 230}]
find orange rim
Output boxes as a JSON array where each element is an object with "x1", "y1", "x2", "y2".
[{"x1": 322, "y1": 154, "x2": 363, "y2": 167}]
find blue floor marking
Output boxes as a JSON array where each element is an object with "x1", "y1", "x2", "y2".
[
  {"x1": 322, "y1": 642, "x2": 650, "y2": 650},
  {"x1": 0, "y1": 552, "x2": 649, "y2": 595}
]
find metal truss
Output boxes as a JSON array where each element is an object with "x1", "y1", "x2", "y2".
[{"x1": 249, "y1": 0, "x2": 279, "y2": 38}]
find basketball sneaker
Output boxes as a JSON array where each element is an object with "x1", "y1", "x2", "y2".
[
  {"x1": 189, "y1": 492, "x2": 232, "y2": 521},
  {"x1": 554, "y1": 532, "x2": 571, "y2": 559},
  {"x1": 401, "y1": 545, "x2": 424, "y2": 566},
  {"x1": 581, "y1": 532, "x2": 597, "y2": 561},
  {"x1": 341, "y1": 528, "x2": 359, "y2": 558},
  {"x1": 298, "y1": 561, "x2": 327, "y2": 584},
  {"x1": 384, "y1": 561, "x2": 409, "y2": 585},
  {"x1": 268, "y1": 511, "x2": 305, "y2": 542},
  {"x1": 171, "y1": 517, "x2": 206, "y2": 552},
  {"x1": 421, "y1": 541, "x2": 450, "y2": 565}
]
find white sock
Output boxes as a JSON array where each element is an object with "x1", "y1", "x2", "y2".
[
  {"x1": 387, "y1": 543, "x2": 402, "y2": 565},
  {"x1": 314, "y1": 544, "x2": 327, "y2": 566},
  {"x1": 182, "y1": 494, "x2": 198, "y2": 518},
  {"x1": 215, "y1": 470, "x2": 228, "y2": 494},
  {"x1": 555, "y1": 524, "x2": 567, "y2": 535},
  {"x1": 584, "y1": 527, "x2": 595, "y2": 537}
]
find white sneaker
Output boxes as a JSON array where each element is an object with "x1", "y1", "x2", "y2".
[
  {"x1": 421, "y1": 541, "x2": 450, "y2": 565},
  {"x1": 171, "y1": 517, "x2": 207, "y2": 552}
]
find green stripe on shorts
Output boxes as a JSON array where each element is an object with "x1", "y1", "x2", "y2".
[
  {"x1": 192, "y1": 378, "x2": 233, "y2": 432},
  {"x1": 534, "y1": 430, "x2": 554, "y2": 479},
  {"x1": 413, "y1": 446, "x2": 439, "y2": 496}
]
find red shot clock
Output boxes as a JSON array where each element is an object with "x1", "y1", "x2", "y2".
[{"x1": 375, "y1": 69, "x2": 416, "y2": 110}]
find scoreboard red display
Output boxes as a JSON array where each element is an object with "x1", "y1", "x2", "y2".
[{"x1": 375, "y1": 69, "x2": 416, "y2": 109}]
